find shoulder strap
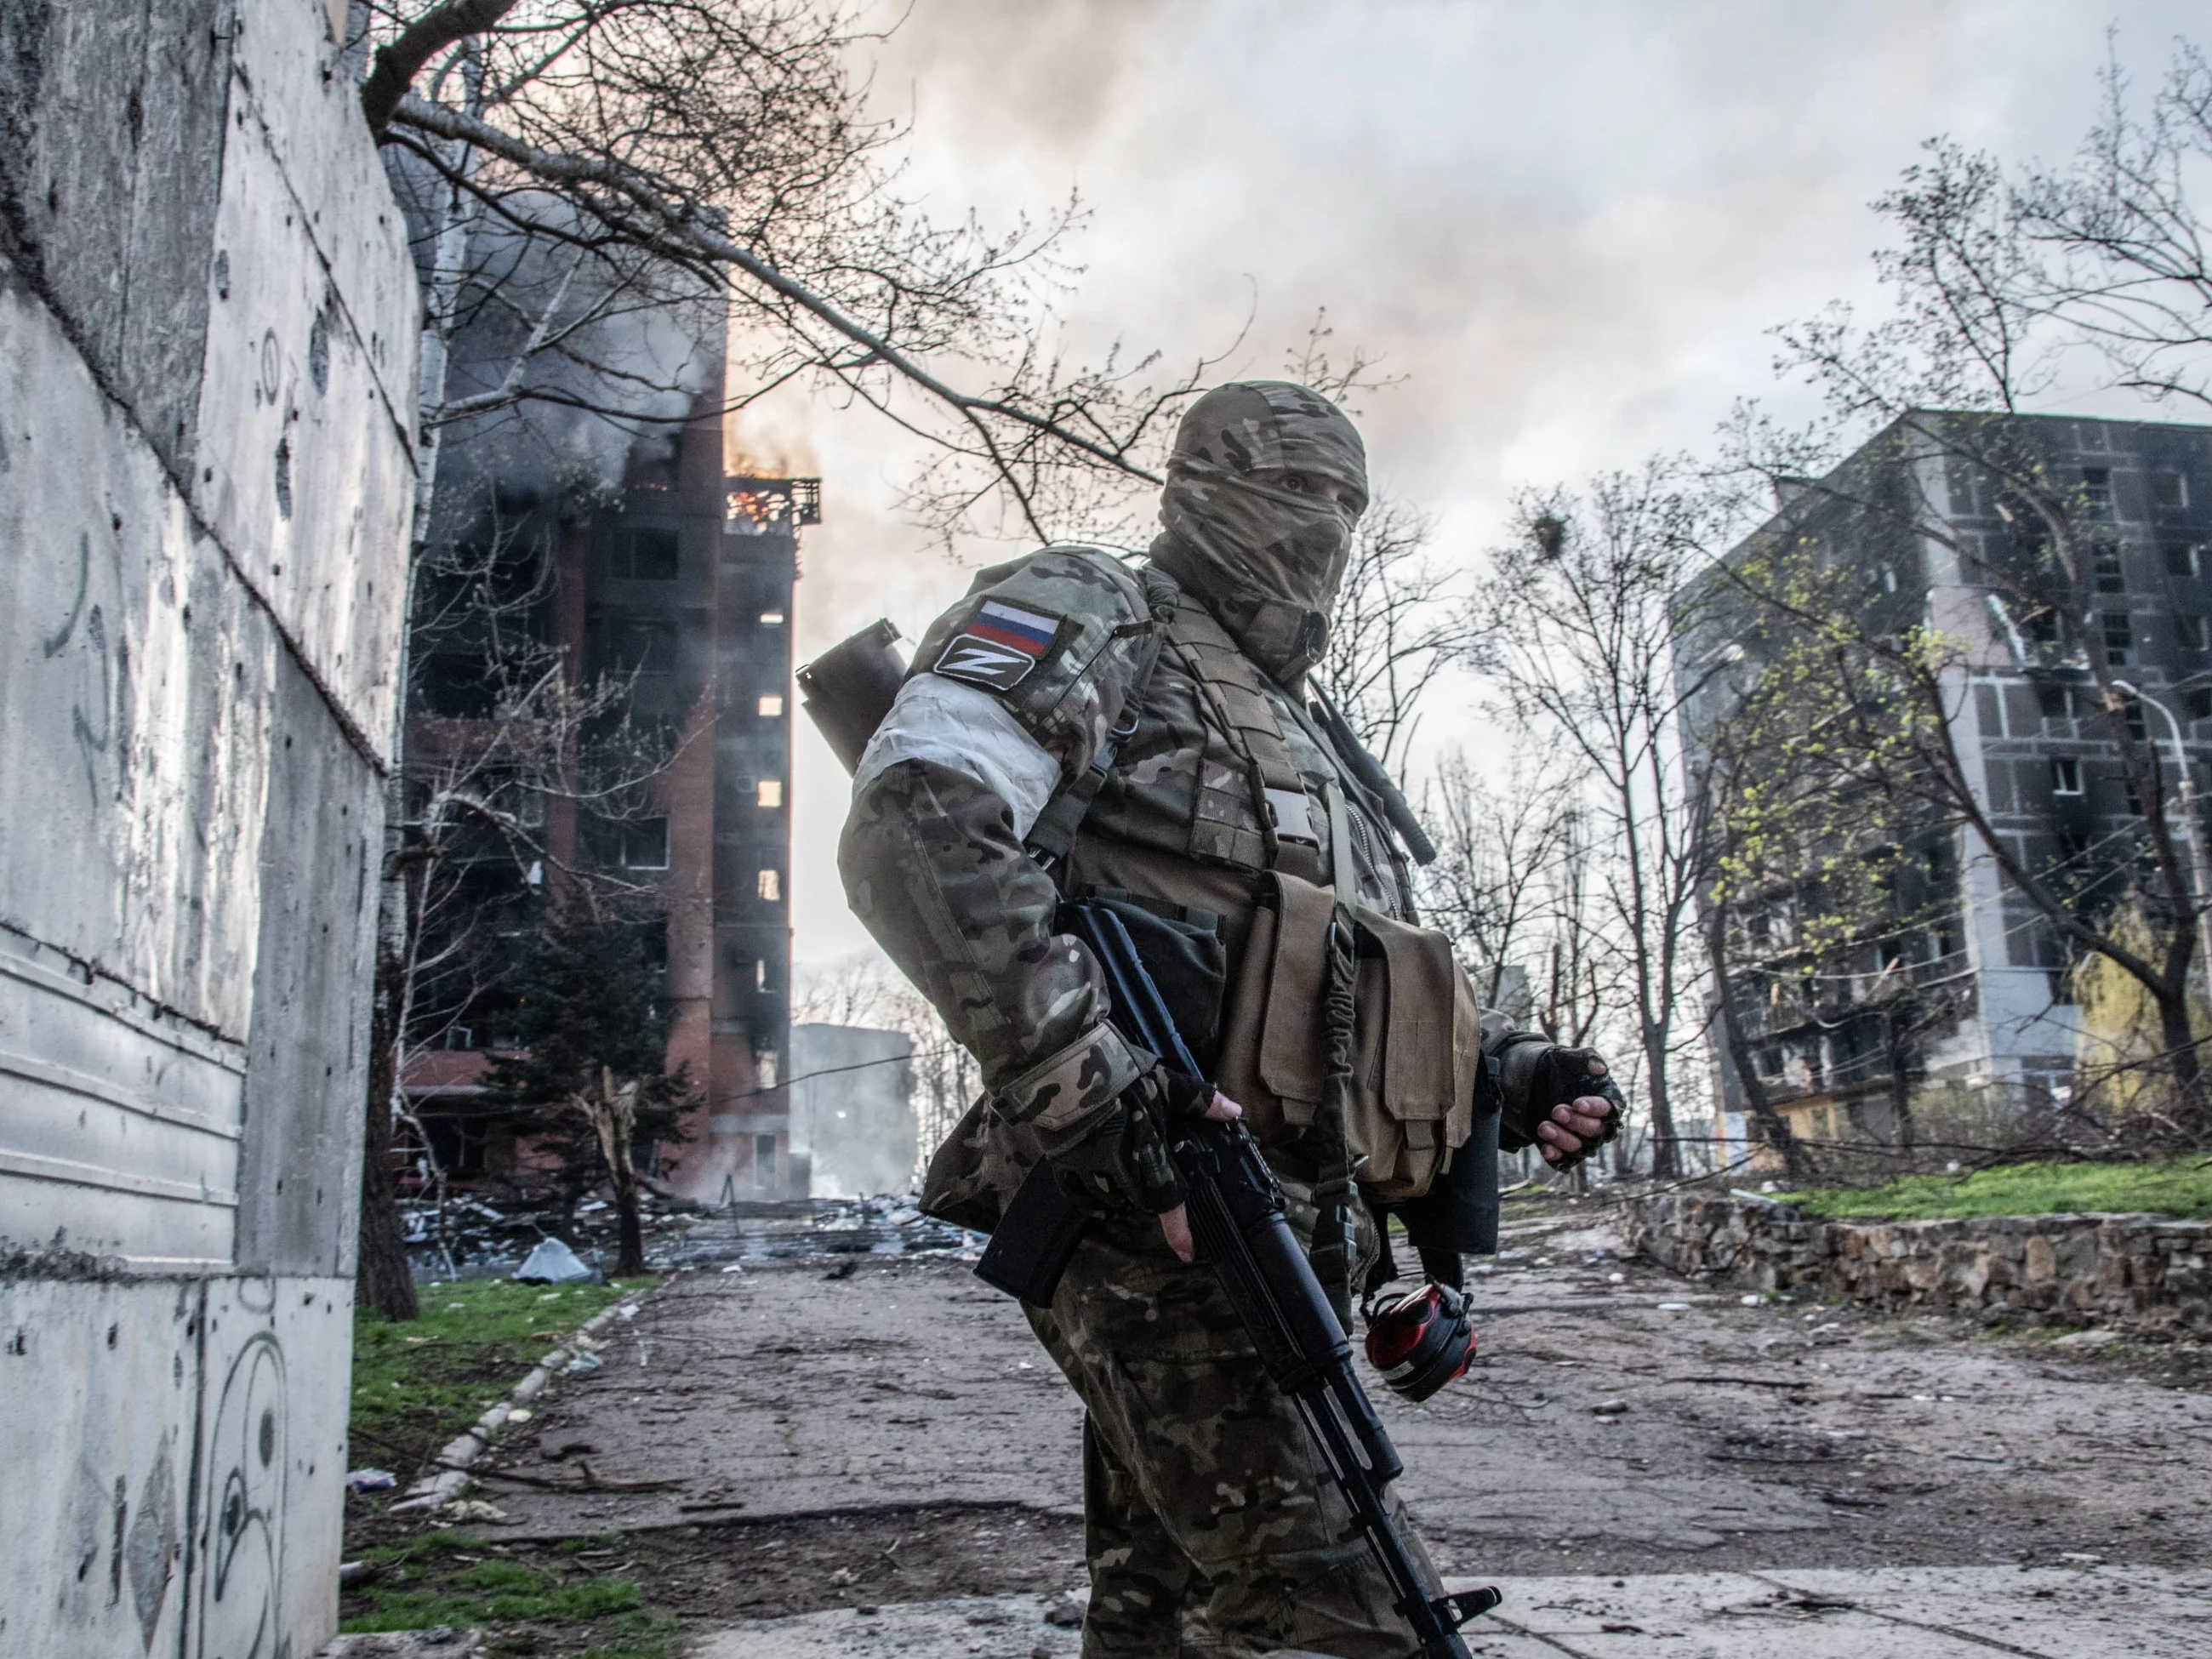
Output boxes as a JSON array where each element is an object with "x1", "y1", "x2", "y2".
[{"x1": 1024, "y1": 563, "x2": 1177, "y2": 872}]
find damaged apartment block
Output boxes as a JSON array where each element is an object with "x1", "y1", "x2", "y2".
[
  {"x1": 1680, "y1": 412, "x2": 2212, "y2": 1160},
  {"x1": 395, "y1": 287, "x2": 818, "y2": 1206}
]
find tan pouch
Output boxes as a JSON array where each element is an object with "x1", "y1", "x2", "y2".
[
  {"x1": 1347, "y1": 905, "x2": 1483, "y2": 1203},
  {"x1": 1214, "y1": 869, "x2": 1336, "y2": 1147}
]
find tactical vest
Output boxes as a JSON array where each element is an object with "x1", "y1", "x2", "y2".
[{"x1": 1025, "y1": 558, "x2": 1480, "y2": 1228}]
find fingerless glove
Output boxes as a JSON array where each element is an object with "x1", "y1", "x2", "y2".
[{"x1": 1493, "y1": 1037, "x2": 1625, "y2": 1172}]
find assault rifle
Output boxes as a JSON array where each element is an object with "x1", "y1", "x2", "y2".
[{"x1": 978, "y1": 899, "x2": 1500, "y2": 1657}]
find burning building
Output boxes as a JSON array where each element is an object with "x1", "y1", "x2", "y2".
[{"x1": 387, "y1": 229, "x2": 816, "y2": 1203}]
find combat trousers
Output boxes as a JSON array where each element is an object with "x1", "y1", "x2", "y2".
[{"x1": 1024, "y1": 1210, "x2": 1440, "y2": 1659}]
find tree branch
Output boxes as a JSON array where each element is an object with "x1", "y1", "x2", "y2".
[{"x1": 363, "y1": 0, "x2": 520, "y2": 137}]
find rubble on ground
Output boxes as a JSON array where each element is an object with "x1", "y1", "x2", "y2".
[{"x1": 402, "y1": 1188, "x2": 980, "y2": 1281}]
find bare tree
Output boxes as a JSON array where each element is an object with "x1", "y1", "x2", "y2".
[
  {"x1": 1421, "y1": 750, "x2": 1610, "y2": 1037},
  {"x1": 1466, "y1": 464, "x2": 1727, "y2": 1177},
  {"x1": 358, "y1": 505, "x2": 685, "y2": 1313},
  {"x1": 357, "y1": 1, "x2": 1242, "y2": 546},
  {"x1": 1317, "y1": 499, "x2": 1469, "y2": 773},
  {"x1": 2010, "y1": 43, "x2": 2212, "y2": 415}
]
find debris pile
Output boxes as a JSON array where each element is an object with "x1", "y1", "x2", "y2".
[{"x1": 402, "y1": 1189, "x2": 980, "y2": 1281}]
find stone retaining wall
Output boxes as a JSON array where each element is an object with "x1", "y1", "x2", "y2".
[{"x1": 1622, "y1": 1193, "x2": 2211, "y2": 1333}]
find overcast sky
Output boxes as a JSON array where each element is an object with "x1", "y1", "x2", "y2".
[{"x1": 738, "y1": 0, "x2": 2209, "y2": 974}]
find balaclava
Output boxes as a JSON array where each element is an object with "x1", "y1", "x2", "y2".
[{"x1": 1148, "y1": 380, "x2": 1369, "y2": 684}]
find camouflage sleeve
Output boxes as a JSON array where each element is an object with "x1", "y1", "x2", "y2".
[{"x1": 837, "y1": 548, "x2": 1159, "y2": 1136}]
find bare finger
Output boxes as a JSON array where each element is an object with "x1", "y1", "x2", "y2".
[
  {"x1": 1206, "y1": 1092, "x2": 1245, "y2": 1122},
  {"x1": 1160, "y1": 1204, "x2": 1196, "y2": 1263}
]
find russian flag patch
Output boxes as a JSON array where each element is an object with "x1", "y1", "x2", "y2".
[{"x1": 934, "y1": 600, "x2": 1063, "y2": 690}]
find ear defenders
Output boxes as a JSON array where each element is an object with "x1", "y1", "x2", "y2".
[{"x1": 1362, "y1": 1281, "x2": 1478, "y2": 1402}]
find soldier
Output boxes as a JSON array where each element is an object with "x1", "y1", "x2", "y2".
[{"x1": 840, "y1": 381, "x2": 1622, "y2": 1657}]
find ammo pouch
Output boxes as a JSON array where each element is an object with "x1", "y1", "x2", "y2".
[
  {"x1": 1214, "y1": 870, "x2": 1337, "y2": 1144},
  {"x1": 1346, "y1": 905, "x2": 1482, "y2": 1205},
  {"x1": 1213, "y1": 872, "x2": 1485, "y2": 1206}
]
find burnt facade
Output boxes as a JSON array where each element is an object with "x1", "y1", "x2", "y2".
[
  {"x1": 399, "y1": 389, "x2": 814, "y2": 1201},
  {"x1": 1681, "y1": 412, "x2": 2212, "y2": 1152}
]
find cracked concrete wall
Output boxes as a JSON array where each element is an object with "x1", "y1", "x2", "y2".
[{"x1": 0, "y1": 3, "x2": 413, "y2": 1654}]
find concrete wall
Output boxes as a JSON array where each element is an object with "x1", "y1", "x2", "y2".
[
  {"x1": 0, "y1": 3, "x2": 413, "y2": 1654},
  {"x1": 1626, "y1": 1193, "x2": 2210, "y2": 1333},
  {"x1": 789, "y1": 1024, "x2": 916, "y2": 1198}
]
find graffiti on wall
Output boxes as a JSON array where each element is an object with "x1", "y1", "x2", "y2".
[{"x1": 197, "y1": 1311, "x2": 288, "y2": 1659}]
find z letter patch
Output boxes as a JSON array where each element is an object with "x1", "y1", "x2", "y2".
[{"x1": 933, "y1": 600, "x2": 1062, "y2": 691}]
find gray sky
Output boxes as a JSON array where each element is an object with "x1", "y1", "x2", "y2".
[{"x1": 744, "y1": 0, "x2": 2208, "y2": 972}]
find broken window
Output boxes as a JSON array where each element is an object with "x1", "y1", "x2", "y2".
[
  {"x1": 754, "y1": 1134, "x2": 778, "y2": 1186},
  {"x1": 2102, "y1": 611, "x2": 2133, "y2": 664},
  {"x1": 614, "y1": 527, "x2": 681, "y2": 580},
  {"x1": 2051, "y1": 756, "x2": 2083, "y2": 796},
  {"x1": 2093, "y1": 544, "x2": 2126, "y2": 592},
  {"x1": 2190, "y1": 688, "x2": 2212, "y2": 722},
  {"x1": 2180, "y1": 615, "x2": 2208, "y2": 651},
  {"x1": 756, "y1": 867, "x2": 782, "y2": 902},
  {"x1": 2080, "y1": 467, "x2": 2114, "y2": 519},
  {"x1": 584, "y1": 814, "x2": 670, "y2": 870},
  {"x1": 2166, "y1": 544, "x2": 2203, "y2": 579},
  {"x1": 755, "y1": 778, "x2": 784, "y2": 808},
  {"x1": 757, "y1": 693, "x2": 784, "y2": 718}
]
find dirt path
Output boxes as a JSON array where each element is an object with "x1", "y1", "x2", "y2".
[{"x1": 412, "y1": 1201, "x2": 2211, "y2": 1633}]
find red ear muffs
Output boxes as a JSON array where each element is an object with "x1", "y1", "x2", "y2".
[{"x1": 1363, "y1": 1282, "x2": 1477, "y2": 1402}]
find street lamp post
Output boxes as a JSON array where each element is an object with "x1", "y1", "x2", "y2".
[{"x1": 2111, "y1": 679, "x2": 2212, "y2": 992}]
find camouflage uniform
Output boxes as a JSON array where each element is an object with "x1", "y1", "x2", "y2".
[{"x1": 841, "y1": 384, "x2": 1459, "y2": 1657}]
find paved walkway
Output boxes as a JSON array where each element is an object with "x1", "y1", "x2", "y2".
[{"x1": 690, "y1": 1565, "x2": 2212, "y2": 1658}]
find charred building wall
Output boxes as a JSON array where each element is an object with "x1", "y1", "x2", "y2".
[
  {"x1": 0, "y1": 4, "x2": 415, "y2": 1654},
  {"x1": 700, "y1": 481, "x2": 807, "y2": 1201}
]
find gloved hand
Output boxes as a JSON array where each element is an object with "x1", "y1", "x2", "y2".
[
  {"x1": 1494, "y1": 1038, "x2": 1625, "y2": 1173},
  {"x1": 1036, "y1": 1065, "x2": 1217, "y2": 1216}
]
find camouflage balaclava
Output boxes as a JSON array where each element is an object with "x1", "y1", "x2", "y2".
[{"x1": 1148, "y1": 380, "x2": 1369, "y2": 685}]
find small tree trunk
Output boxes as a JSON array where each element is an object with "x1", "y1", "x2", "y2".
[
  {"x1": 580, "y1": 1072, "x2": 648, "y2": 1278},
  {"x1": 356, "y1": 946, "x2": 419, "y2": 1320},
  {"x1": 2154, "y1": 984, "x2": 2209, "y2": 1138},
  {"x1": 1884, "y1": 1006, "x2": 1917, "y2": 1157},
  {"x1": 1705, "y1": 912, "x2": 1810, "y2": 1185},
  {"x1": 1642, "y1": 1023, "x2": 1680, "y2": 1179}
]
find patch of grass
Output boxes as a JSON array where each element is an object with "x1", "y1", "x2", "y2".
[
  {"x1": 1783, "y1": 1157, "x2": 2212, "y2": 1223},
  {"x1": 349, "y1": 1276, "x2": 654, "y2": 1485},
  {"x1": 340, "y1": 1537, "x2": 677, "y2": 1655}
]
